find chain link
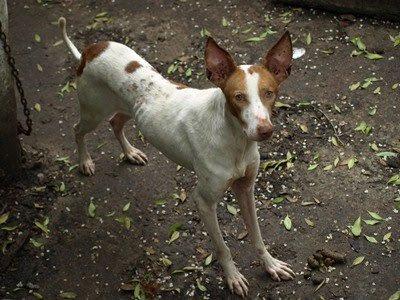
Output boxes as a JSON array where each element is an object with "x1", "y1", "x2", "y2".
[{"x1": 0, "y1": 19, "x2": 32, "y2": 136}]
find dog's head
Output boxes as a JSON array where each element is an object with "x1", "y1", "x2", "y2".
[{"x1": 205, "y1": 32, "x2": 292, "y2": 141}]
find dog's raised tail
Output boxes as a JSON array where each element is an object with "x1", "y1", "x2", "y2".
[{"x1": 58, "y1": 17, "x2": 81, "y2": 61}]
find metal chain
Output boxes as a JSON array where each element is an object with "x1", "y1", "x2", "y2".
[{"x1": 0, "y1": 19, "x2": 32, "y2": 136}]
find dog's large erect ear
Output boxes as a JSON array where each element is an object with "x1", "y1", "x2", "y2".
[
  {"x1": 262, "y1": 31, "x2": 293, "y2": 84},
  {"x1": 205, "y1": 37, "x2": 236, "y2": 88}
]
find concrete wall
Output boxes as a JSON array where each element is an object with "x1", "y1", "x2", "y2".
[
  {"x1": 0, "y1": 0, "x2": 20, "y2": 177},
  {"x1": 274, "y1": 0, "x2": 400, "y2": 21}
]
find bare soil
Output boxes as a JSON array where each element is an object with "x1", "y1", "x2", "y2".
[{"x1": 1, "y1": 0, "x2": 399, "y2": 299}]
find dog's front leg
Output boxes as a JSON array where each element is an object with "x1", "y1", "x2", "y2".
[
  {"x1": 232, "y1": 162, "x2": 295, "y2": 282},
  {"x1": 194, "y1": 185, "x2": 249, "y2": 297}
]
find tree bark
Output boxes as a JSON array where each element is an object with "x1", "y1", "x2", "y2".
[{"x1": 0, "y1": 0, "x2": 20, "y2": 177}]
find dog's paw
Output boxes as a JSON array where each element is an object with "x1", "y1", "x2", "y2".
[
  {"x1": 80, "y1": 158, "x2": 95, "y2": 176},
  {"x1": 125, "y1": 148, "x2": 148, "y2": 165},
  {"x1": 264, "y1": 256, "x2": 295, "y2": 281},
  {"x1": 226, "y1": 271, "x2": 249, "y2": 298}
]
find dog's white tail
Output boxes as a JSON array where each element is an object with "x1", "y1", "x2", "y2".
[{"x1": 58, "y1": 17, "x2": 81, "y2": 61}]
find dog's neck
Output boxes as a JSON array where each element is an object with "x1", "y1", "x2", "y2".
[{"x1": 207, "y1": 87, "x2": 256, "y2": 150}]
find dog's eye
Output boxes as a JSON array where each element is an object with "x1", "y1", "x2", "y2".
[
  {"x1": 265, "y1": 90, "x2": 274, "y2": 98},
  {"x1": 234, "y1": 93, "x2": 246, "y2": 102}
]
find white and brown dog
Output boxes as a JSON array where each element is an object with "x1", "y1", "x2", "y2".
[{"x1": 59, "y1": 17, "x2": 295, "y2": 296}]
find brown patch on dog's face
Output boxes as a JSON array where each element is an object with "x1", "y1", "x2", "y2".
[
  {"x1": 77, "y1": 41, "x2": 109, "y2": 76},
  {"x1": 203, "y1": 33, "x2": 293, "y2": 141},
  {"x1": 221, "y1": 65, "x2": 278, "y2": 128},
  {"x1": 222, "y1": 65, "x2": 280, "y2": 140},
  {"x1": 248, "y1": 65, "x2": 279, "y2": 111},
  {"x1": 221, "y1": 68, "x2": 248, "y2": 126},
  {"x1": 168, "y1": 79, "x2": 188, "y2": 89},
  {"x1": 125, "y1": 61, "x2": 142, "y2": 73}
]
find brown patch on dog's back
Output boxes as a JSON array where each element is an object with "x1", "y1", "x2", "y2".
[
  {"x1": 77, "y1": 41, "x2": 109, "y2": 76},
  {"x1": 222, "y1": 68, "x2": 247, "y2": 126},
  {"x1": 125, "y1": 61, "x2": 142, "y2": 73},
  {"x1": 168, "y1": 79, "x2": 188, "y2": 89}
]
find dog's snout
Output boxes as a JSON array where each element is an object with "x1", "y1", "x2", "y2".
[
  {"x1": 257, "y1": 115, "x2": 267, "y2": 123},
  {"x1": 257, "y1": 124, "x2": 274, "y2": 140}
]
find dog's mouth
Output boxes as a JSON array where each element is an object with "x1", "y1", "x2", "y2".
[{"x1": 247, "y1": 132, "x2": 273, "y2": 142}]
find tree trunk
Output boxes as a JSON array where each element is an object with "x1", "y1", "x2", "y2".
[{"x1": 0, "y1": 0, "x2": 20, "y2": 177}]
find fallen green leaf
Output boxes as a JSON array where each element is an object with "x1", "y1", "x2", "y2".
[
  {"x1": 334, "y1": 157, "x2": 340, "y2": 167},
  {"x1": 34, "y1": 217, "x2": 50, "y2": 235},
  {"x1": 115, "y1": 216, "x2": 132, "y2": 230},
  {"x1": 383, "y1": 232, "x2": 392, "y2": 242},
  {"x1": 155, "y1": 199, "x2": 166, "y2": 206},
  {"x1": 204, "y1": 253, "x2": 213, "y2": 266},
  {"x1": 34, "y1": 103, "x2": 41, "y2": 112},
  {"x1": 363, "y1": 219, "x2": 380, "y2": 225},
  {"x1": 368, "y1": 106, "x2": 377, "y2": 115},
  {"x1": 350, "y1": 216, "x2": 362, "y2": 237},
  {"x1": 30, "y1": 238, "x2": 44, "y2": 248},
  {"x1": 196, "y1": 278, "x2": 207, "y2": 292},
  {"x1": 0, "y1": 212, "x2": 10, "y2": 225},
  {"x1": 123, "y1": 202, "x2": 131, "y2": 212},
  {"x1": 59, "y1": 182, "x2": 66, "y2": 193},
  {"x1": 275, "y1": 101, "x2": 291, "y2": 108},
  {"x1": 60, "y1": 292, "x2": 77, "y2": 299},
  {"x1": 376, "y1": 151, "x2": 397, "y2": 159},
  {"x1": 367, "y1": 211, "x2": 384, "y2": 221},
  {"x1": 352, "y1": 256, "x2": 365, "y2": 266},
  {"x1": 355, "y1": 121, "x2": 372, "y2": 135},
  {"x1": 283, "y1": 215, "x2": 292, "y2": 230},
  {"x1": 34, "y1": 33, "x2": 41, "y2": 43},
  {"x1": 351, "y1": 49, "x2": 363, "y2": 57},
  {"x1": 365, "y1": 52, "x2": 383, "y2": 60},
  {"x1": 351, "y1": 36, "x2": 366, "y2": 51},
  {"x1": 308, "y1": 163, "x2": 319, "y2": 171},
  {"x1": 369, "y1": 142, "x2": 379, "y2": 151},
  {"x1": 88, "y1": 202, "x2": 96, "y2": 218},
  {"x1": 245, "y1": 36, "x2": 265, "y2": 43},
  {"x1": 1, "y1": 224, "x2": 18, "y2": 231},
  {"x1": 349, "y1": 82, "x2": 360, "y2": 91},
  {"x1": 271, "y1": 196, "x2": 285, "y2": 205},
  {"x1": 33, "y1": 292, "x2": 44, "y2": 299},
  {"x1": 389, "y1": 290, "x2": 400, "y2": 300},
  {"x1": 305, "y1": 32, "x2": 312, "y2": 45},
  {"x1": 161, "y1": 257, "x2": 172, "y2": 267},
  {"x1": 299, "y1": 124, "x2": 308, "y2": 133},
  {"x1": 305, "y1": 218, "x2": 314, "y2": 227},
  {"x1": 168, "y1": 230, "x2": 180, "y2": 244},
  {"x1": 373, "y1": 87, "x2": 381, "y2": 94},
  {"x1": 200, "y1": 28, "x2": 211, "y2": 37},
  {"x1": 227, "y1": 204, "x2": 238, "y2": 216},
  {"x1": 348, "y1": 157, "x2": 357, "y2": 169},
  {"x1": 364, "y1": 235, "x2": 378, "y2": 243}
]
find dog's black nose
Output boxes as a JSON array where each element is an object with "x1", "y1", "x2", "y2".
[{"x1": 257, "y1": 125, "x2": 274, "y2": 140}]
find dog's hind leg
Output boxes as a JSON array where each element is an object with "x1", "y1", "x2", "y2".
[
  {"x1": 74, "y1": 108, "x2": 104, "y2": 176},
  {"x1": 109, "y1": 112, "x2": 148, "y2": 165}
]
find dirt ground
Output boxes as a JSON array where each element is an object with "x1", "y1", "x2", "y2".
[{"x1": 1, "y1": 0, "x2": 400, "y2": 299}]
